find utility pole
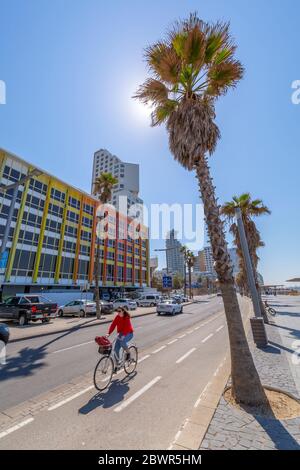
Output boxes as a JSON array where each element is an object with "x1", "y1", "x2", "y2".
[{"x1": 235, "y1": 207, "x2": 268, "y2": 347}]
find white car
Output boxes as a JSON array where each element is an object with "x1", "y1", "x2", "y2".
[
  {"x1": 137, "y1": 294, "x2": 161, "y2": 307},
  {"x1": 157, "y1": 300, "x2": 183, "y2": 316},
  {"x1": 113, "y1": 298, "x2": 137, "y2": 311},
  {"x1": 57, "y1": 299, "x2": 96, "y2": 317}
]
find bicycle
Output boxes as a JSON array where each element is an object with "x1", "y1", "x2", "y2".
[
  {"x1": 264, "y1": 301, "x2": 276, "y2": 317},
  {"x1": 93, "y1": 336, "x2": 138, "y2": 391}
]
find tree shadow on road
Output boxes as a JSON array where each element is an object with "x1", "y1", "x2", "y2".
[
  {"x1": 0, "y1": 318, "x2": 99, "y2": 381},
  {"x1": 78, "y1": 373, "x2": 137, "y2": 415}
]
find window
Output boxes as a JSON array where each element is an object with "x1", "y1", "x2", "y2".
[
  {"x1": 11, "y1": 249, "x2": 36, "y2": 277},
  {"x1": 51, "y1": 188, "x2": 65, "y2": 203},
  {"x1": 67, "y1": 210, "x2": 79, "y2": 224},
  {"x1": 68, "y1": 196, "x2": 80, "y2": 210},
  {"x1": 48, "y1": 203, "x2": 63, "y2": 218}
]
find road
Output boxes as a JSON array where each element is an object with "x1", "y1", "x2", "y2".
[{"x1": 0, "y1": 295, "x2": 238, "y2": 449}]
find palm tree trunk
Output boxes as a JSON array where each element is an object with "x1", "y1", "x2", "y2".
[
  {"x1": 195, "y1": 156, "x2": 267, "y2": 406},
  {"x1": 95, "y1": 240, "x2": 101, "y2": 319},
  {"x1": 188, "y1": 266, "x2": 192, "y2": 299}
]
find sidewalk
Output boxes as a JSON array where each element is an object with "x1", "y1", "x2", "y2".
[
  {"x1": 199, "y1": 296, "x2": 300, "y2": 450},
  {"x1": 3, "y1": 300, "x2": 197, "y2": 343}
]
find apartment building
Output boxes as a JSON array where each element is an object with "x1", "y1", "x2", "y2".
[{"x1": 0, "y1": 149, "x2": 149, "y2": 296}]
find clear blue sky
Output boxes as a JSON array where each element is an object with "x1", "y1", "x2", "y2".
[{"x1": 0, "y1": 0, "x2": 299, "y2": 285}]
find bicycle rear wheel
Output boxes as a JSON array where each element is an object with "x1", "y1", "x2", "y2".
[
  {"x1": 93, "y1": 355, "x2": 114, "y2": 391},
  {"x1": 124, "y1": 346, "x2": 138, "y2": 375},
  {"x1": 268, "y1": 308, "x2": 276, "y2": 316}
]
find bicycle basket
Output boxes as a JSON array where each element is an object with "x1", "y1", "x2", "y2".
[
  {"x1": 98, "y1": 345, "x2": 112, "y2": 355},
  {"x1": 95, "y1": 336, "x2": 112, "y2": 355}
]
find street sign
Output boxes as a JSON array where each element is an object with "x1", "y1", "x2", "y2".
[
  {"x1": 162, "y1": 275, "x2": 172, "y2": 289},
  {"x1": 0, "y1": 250, "x2": 9, "y2": 269}
]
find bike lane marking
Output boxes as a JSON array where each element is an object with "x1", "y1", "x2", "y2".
[
  {"x1": 202, "y1": 333, "x2": 214, "y2": 343},
  {"x1": 0, "y1": 417, "x2": 34, "y2": 440},
  {"x1": 52, "y1": 341, "x2": 94, "y2": 354},
  {"x1": 176, "y1": 348, "x2": 197, "y2": 364},
  {"x1": 152, "y1": 345, "x2": 167, "y2": 354},
  {"x1": 114, "y1": 376, "x2": 162, "y2": 413},
  {"x1": 48, "y1": 386, "x2": 94, "y2": 411}
]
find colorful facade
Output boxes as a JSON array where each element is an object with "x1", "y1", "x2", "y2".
[{"x1": 0, "y1": 149, "x2": 149, "y2": 294}]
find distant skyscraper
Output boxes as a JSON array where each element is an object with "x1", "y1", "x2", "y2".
[
  {"x1": 165, "y1": 229, "x2": 185, "y2": 277},
  {"x1": 92, "y1": 149, "x2": 144, "y2": 219}
]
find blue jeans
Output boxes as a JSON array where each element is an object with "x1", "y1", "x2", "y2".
[{"x1": 114, "y1": 333, "x2": 133, "y2": 362}]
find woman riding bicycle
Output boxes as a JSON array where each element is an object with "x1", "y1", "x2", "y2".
[{"x1": 106, "y1": 307, "x2": 134, "y2": 365}]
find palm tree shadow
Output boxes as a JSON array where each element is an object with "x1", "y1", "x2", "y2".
[
  {"x1": 1, "y1": 318, "x2": 99, "y2": 381},
  {"x1": 237, "y1": 392, "x2": 300, "y2": 450},
  {"x1": 78, "y1": 373, "x2": 137, "y2": 415}
]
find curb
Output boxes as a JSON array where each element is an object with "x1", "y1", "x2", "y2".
[
  {"x1": 169, "y1": 298, "x2": 253, "y2": 450},
  {"x1": 8, "y1": 301, "x2": 195, "y2": 344}
]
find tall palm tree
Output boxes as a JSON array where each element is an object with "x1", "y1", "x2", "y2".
[
  {"x1": 93, "y1": 173, "x2": 118, "y2": 319},
  {"x1": 180, "y1": 245, "x2": 188, "y2": 297},
  {"x1": 186, "y1": 250, "x2": 195, "y2": 299},
  {"x1": 221, "y1": 193, "x2": 270, "y2": 322},
  {"x1": 134, "y1": 13, "x2": 267, "y2": 406}
]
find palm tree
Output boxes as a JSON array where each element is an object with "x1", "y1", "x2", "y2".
[
  {"x1": 180, "y1": 245, "x2": 188, "y2": 297},
  {"x1": 221, "y1": 193, "x2": 270, "y2": 322},
  {"x1": 186, "y1": 250, "x2": 195, "y2": 299},
  {"x1": 134, "y1": 13, "x2": 267, "y2": 406},
  {"x1": 93, "y1": 173, "x2": 118, "y2": 319}
]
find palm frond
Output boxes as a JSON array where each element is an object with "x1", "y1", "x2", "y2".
[{"x1": 133, "y1": 79, "x2": 169, "y2": 105}]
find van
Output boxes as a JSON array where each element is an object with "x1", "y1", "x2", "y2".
[{"x1": 137, "y1": 294, "x2": 161, "y2": 307}]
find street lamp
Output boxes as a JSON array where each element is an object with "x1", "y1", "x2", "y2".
[
  {"x1": 235, "y1": 207, "x2": 268, "y2": 347},
  {"x1": 0, "y1": 168, "x2": 43, "y2": 265}
]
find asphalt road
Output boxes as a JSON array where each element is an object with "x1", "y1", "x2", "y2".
[{"x1": 0, "y1": 295, "x2": 236, "y2": 449}]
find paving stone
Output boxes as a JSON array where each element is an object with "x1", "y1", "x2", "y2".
[{"x1": 200, "y1": 320, "x2": 300, "y2": 451}]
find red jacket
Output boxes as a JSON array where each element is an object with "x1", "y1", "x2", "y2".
[{"x1": 108, "y1": 314, "x2": 134, "y2": 336}]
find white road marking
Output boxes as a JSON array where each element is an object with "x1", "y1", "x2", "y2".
[
  {"x1": 176, "y1": 348, "x2": 196, "y2": 364},
  {"x1": 202, "y1": 334, "x2": 214, "y2": 343},
  {"x1": 0, "y1": 418, "x2": 34, "y2": 440},
  {"x1": 178, "y1": 334, "x2": 186, "y2": 339},
  {"x1": 194, "y1": 382, "x2": 212, "y2": 408},
  {"x1": 138, "y1": 354, "x2": 150, "y2": 363},
  {"x1": 167, "y1": 339, "x2": 178, "y2": 345},
  {"x1": 152, "y1": 345, "x2": 166, "y2": 354},
  {"x1": 194, "y1": 326, "x2": 201, "y2": 331},
  {"x1": 114, "y1": 376, "x2": 162, "y2": 412},
  {"x1": 48, "y1": 386, "x2": 94, "y2": 411},
  {"x1": 216, "y1": 325, "x2": 224, "y2": 333},
  {"x1": 52, "y1": 341, "x2": 94, "y2": 354}
]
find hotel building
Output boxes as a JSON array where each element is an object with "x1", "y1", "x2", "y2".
[{"x1": 0, "y1": 149, "x2": 149, "y2": 296}]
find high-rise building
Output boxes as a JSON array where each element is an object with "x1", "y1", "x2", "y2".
[
  {"x1": 165, "y1": 229, "x2": 185, "y2": 277},
  {"x1": 91, "y1": 149, "x2": 143, "y2": 219},
  {"x1": 0, "y1": 148, "x2": 149, "y2": 296},
  {"x1": 194, "y1": 246, "x2": 216, "y2": 277}
]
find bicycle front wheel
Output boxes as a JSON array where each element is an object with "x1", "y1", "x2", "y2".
[
  {"x1": 93, "y1": 356, "x2": 114, "y2": 391},
  {"x1": 269, "y1": 308, "x2": 276, "y2": 316},
  {"x1": 124, "y1": 346, "x2": 138, "y2": 375}
]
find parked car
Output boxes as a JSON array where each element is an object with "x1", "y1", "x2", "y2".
[
  {"x1": 0, "y1": 295, "x2": 58, "y2": 326},
  {"x1": 100, "y1": 300, "x2": 114, "y2": 314},
  {"x1": 137, "y1": 294, "x2": 161, "y2": 307},
  {"x1": 0, "y1": 323, "x2": 9, "y2": 345},
  {"x1": 113, "y1": 298, "x2": 137, "y2": 311},
  {"x1": 57, "y1": 299, "x2": 96, "y2": 317},
  {"x1": 157, "y1": 300, "x2": 183, "y2": 316}
]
